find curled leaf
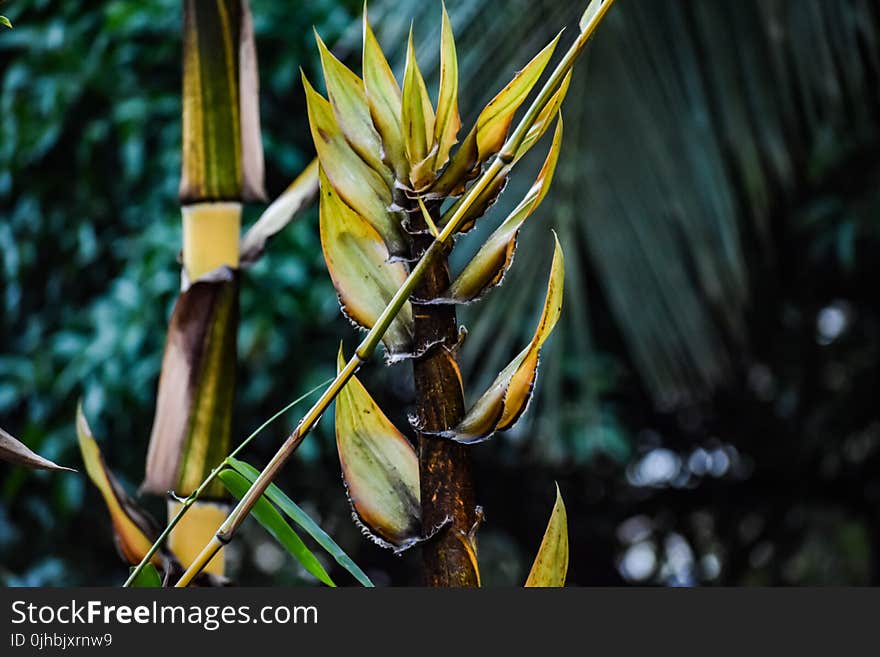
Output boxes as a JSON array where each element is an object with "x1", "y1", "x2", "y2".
[
  {"x1": 77, "y1": 405, "x2": 164, "y2": 567},
  {"x1": 0, "y1": 427, "x2": 74, "y2": 472},
  {"x1": 475, "y1": 32, "x2": 561, "y2": 161},
  {"x1": 315, "y1": 31, "x2": 391, "y2": 185},
  {"x1": 303, "y1": 73, "x2": 405, "y2": 256},
  {"x1": 402, "y1": 27, "x2": 436, "y2": 190},
  {"x1": 319, "y1": 169, "x2": 414, "y2": 355},
  {"x1": 335, "y1": 348, "x2": 421, "y2": 549},
  {"x1": 432, "y1": 3, "x2": 460, "y2": 173},
  {"x1": 524, "y1": 484, "x2": 568, "y2": 587},
  {"x1": 445, "y1": 234, "x2": 564, "y2": 443},
  {"x1": 362, "y1": 9, "x2": 407, "y2": 181},
  {"x1": 240, "y1": 158, "x2": 319, "y2": 266},
  {"x1": 445, "y1": 116, "x2": 563, "y2": 302}
]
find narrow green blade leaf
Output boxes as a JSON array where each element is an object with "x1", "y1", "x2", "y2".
[
  {"x1": 129, "y1": 563, "x2": 162, "y2": 588},
  {"x1": 1, "y1": 427, "x2": 74, "y2": 472},
  {"x1": 0, "y1": 16, "x2": 12, "y2": 29},
  {"x1": 525, "y1": 484, "x2": 569, "y2": 587},
  {"x1": 218, "y1": 469, "x2": 335, "y2": 587},
  {"x1": 227, "y1": 458, "x2": 374, "y2": 587}
]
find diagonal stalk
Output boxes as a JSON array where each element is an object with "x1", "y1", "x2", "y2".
[
  {"x1": 173, "y1": 0, "x2": 616, "y2": 587},
  {"x1": 123, "y1": 378, "x2": 332, "y2": 587}
]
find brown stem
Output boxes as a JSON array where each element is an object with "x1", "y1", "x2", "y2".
[{"x1": 409, "y1": 203, "x2": 479, "y2": 587}]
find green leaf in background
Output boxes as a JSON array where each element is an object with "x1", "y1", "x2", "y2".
[
  {"x1": 0, "y1": 16, "x2": 11, "y2": 29},
  {"x1": 128, "y1": 563, "x2": 161, "y2": 588},
  {"x1": 217, "y1": 469, "x2": 335, "y2": 587},
  {"x1": 227, "y1": 458, "x2": 373, "y2": 588}
]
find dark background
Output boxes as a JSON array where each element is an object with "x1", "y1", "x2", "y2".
[{"x1": 1, "y1": 0, "x2": 879, "y2": 586}]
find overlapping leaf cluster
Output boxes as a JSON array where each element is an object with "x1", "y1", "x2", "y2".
[{"x1": 307, "y1": 5, "x2": 570, "y2": 562}]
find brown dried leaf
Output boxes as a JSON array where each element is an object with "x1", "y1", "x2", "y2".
[{"x1": 0, "y1": 427, "x2": 74, "y2": 472}]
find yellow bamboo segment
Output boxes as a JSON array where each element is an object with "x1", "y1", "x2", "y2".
[
  {"x1": 167, "y1": 499, "x2": 228, "y2": 575},
  {"x1": 181, "y1": 202, "x2": 242, "y2": 281}
]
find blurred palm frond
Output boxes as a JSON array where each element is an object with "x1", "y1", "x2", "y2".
[{"x1": 340, "y1": 0, "x2": 880, "y2": 464}]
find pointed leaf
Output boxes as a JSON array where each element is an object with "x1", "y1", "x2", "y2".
[
  {"x1": 430, "y1": 32, "x2": 560, "y2": 199},
  {"x1": 475, "y1": 32, "x2": 561, "y2": 161},
  {"x1": 362, "y1": 10, "x2": 407, "y2": 181},
  {"x1": 228, "y1": 458, "x2": 374, "y2": 587},
  {"x1": 315, "y1": 31, "x2": 391, "y2": 185},
  {"x1": 77, "y1": 406, "x2": 164, "y2": 567},
  {"x1": 446, "y1": 235, "x2": 564, "y2": 443},
  {"x1": 524, "y1": 484, "x2": 568, "y2": 587},
  {"x1": 516, "y1": 71, "x2": 570, "y2": 161},
  {"x1": 445, "y1": 116, "x2": 563, "y2": 302},
  {"x1": 431, "y1": 125, "x2": 477, "y2": 198},
  {"x1": 335, "y1": 348, "x2": 421, "y2": 548},
  {"x1": 579, "y1": 0, "x2": 604, "y2": 32},
  {"x1": 303, "y1": 74, "x2": 405, "y2": 256},
  {"x1": 432, "y1": 3, "x2": 460, "y2": 173},
  {"x1": 218, "y1": 469, "x2": 335, "y2": 587},
  {"x1": 240, "y1": 158, "x2": 319, "y2": 266},
  {"x1": 1, "y1": 16, "x2": 12, "y2": 29},
  {"x1": 319, "y1": 169, "x2": 414, "y2": 354},
  {"x1": 0, "y1": 427, "x2": 74, "y2": 472},
  {"x1": 402, "y1": 28, "x2": 436, "y2": 190}
]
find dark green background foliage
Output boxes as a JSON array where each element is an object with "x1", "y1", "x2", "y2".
[{"x1": 2, "y1": 0, "x2": 879, "y2": 586}]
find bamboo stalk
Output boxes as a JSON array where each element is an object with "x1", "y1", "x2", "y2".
[
  {"x1": 174, "y1": 0, "x2": 616, "y2": 587},
  {"x1": 408, "y1": 203, "x2": 478, "y2": 586}
]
